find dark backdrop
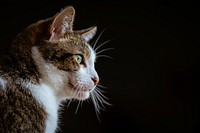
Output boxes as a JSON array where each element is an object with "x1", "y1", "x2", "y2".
[{"x1": 1, "y1": 0, "x2": 200, "y2": 133}]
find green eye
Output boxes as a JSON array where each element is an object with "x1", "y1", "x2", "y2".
[{"x1": 75, "y1": 54, "x2": 83, "y2": 64}]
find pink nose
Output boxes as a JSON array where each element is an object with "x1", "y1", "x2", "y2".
[{"x1": 91, "y1": 77, "x2": 99, "y2": 85}]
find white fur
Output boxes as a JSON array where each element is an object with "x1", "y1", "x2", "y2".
[
  {"x1": 29, "y1": 45, "x2": 98, "y2": 132},
  {"x1": 0, "y1": 76, "x2": 7, "y2": 89},
  {"x1": 0, "y1": 45, "x2": 98, "y2": 133},
  {"x1": 87, "y1": 46, "x2": 99, "y2": 82},
  {"x1": 22, "y1": 81, "x2": 59, "y2": 133},
  {"x1": 1, "y1": 75, "x2": 61, "y2": 133}
]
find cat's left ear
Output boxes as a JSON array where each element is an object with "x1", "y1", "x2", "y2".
[
  {"x1": 75, "y1": 27, "x2": 97, "y2": 42},
  {"x1": 50, "y1": 6, "x2": 75, "y2": 41}
]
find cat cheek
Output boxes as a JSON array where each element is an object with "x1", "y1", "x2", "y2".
[
  {"x1": 63, "y1": 60, "x2": 79, "y2": 71},
  {"x1": 70, "y1": 60, "x2": 80, "y2": 71},
  {"x1": 72, "y1": 63, "x2": 80, "y2": 71}
]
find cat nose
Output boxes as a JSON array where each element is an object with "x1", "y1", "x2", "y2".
[{"x1": 91, "y1": 77, "x2": 99, "y2": 85}]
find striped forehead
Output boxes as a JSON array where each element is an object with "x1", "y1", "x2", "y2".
[
  {"x1": 57, "y1": 34, "x2": 91, "y2": 57},
  {"x1": 59, "y1": 34, "x2": 82, "y2": 43}
]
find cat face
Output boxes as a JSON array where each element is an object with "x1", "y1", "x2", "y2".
[
  {"x1": 64, "y1": 43, "x2": 99, "y2": 100},
  {"x1": 46, "y1": 34, "x2": 99, "y2": 100},
  {"x1": 31, "y1": 7, "x2": 99, "y2": 101}
]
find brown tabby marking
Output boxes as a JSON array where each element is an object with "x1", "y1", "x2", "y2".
[
  {"x1": 0, "y1": 6, "x2": 101, "y2": 132},
  {"x1": 0, "y1": 85, "x2": 46, "y2": 132}
]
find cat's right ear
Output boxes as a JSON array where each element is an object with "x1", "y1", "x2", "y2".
[{"x1": 49, "y1": 6, "x2": 75, "y2": 41}]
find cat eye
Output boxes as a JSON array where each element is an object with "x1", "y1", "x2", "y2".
[{"x1": 74, "y1": 54, "x2": 83, "y2": 64}]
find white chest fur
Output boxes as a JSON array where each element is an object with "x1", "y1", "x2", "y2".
[{"x1": 24, "y1": 82, "x2": 59, "y2": 133}]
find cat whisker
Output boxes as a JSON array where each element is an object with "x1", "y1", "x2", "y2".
[
  {"x1": 75, "y1": 100, "x2": 81, "y2": 114},
  {"x1": 95, "y1": 84, "x2": 107, "y2": 94},
  {"x1": 97, "y1": 84, "x2": 107, "y2": 89},
  {"x1": 91, "y1": 90, "x2": 105, "y2": 122},
  {"x1": 96, "y1": 47, "x2": 115, "y2": 56},
  {"x1": 94, "y1": 39, "x2": 112, "y2": 52},
  {"x1": 95, "y1": 87, "x2": 110, "y2": 103},
  {"x1": 90, "y1": 85, "x2": 111, "y2": 121},
  {"x1": 93, "y1": 91, "x2": 106, "y2": 111},
  {"x1": 73, "y1": 84, "x2": 81, "y2": 99},
  {"x1": 75, "y1": 84, "x2": 84, "y2": 114},
  {"x1": 92, "y1": 29, "x2": 106, "y2": 50},
  {"x1": 91, "y1": 92, "x2": 101, "y2": 115},
  {"x1": 96, "y1": 54, "x2": 114, "y2": 60},
  {"x1": 67, "y1": 83, "x2": 80, "y2": 108}
]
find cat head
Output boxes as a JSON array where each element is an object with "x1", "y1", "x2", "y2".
[{"x1": 31, "y1": 6, "x2": 99, "y2": 101}]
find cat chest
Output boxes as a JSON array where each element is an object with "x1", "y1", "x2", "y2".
[{"x1": 24, "y1": 82, "x2": 60, "y2": 133}]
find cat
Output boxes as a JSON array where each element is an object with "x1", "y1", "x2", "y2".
[{"x1": 0, "y1": 6, "x2": 108, "y2": 133}]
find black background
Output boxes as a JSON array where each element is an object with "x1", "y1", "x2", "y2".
[{"x1": 1, "y1": 0, "x2": 200, "y2": 133}]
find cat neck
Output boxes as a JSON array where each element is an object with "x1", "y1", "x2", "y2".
[{"x1": 22, "y1": 81, "x2": 60, "y2": 133}]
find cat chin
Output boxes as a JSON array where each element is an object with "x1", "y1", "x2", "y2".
[
  {"x1": 72, "y1": 90, "x2": 90, "y2": 100},
  {"x1": 68, "y1": 80, "x2": 95, "y2": 100},
  {"x1": 71, "y1": 87, "x2": 93, "y2": 100}
]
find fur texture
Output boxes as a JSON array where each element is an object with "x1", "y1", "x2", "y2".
[{"x1": 0, "y1": 6, "x2": 101, "y2": 133}]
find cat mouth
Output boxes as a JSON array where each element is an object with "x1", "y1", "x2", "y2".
[
  {"x1": 69, "y1": 81, "x2": 93, "y2": 91},
  {"x1": 73, "y1": 85, "x2": 92, "y2": 92}
]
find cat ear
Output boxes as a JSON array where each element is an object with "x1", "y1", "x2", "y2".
[
  {"x1": 75, "y1": 27, "x2": 97, "y2": 42},
  {"x1": 50, "y1": 6, "x2": 75, "y2": 40}
]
